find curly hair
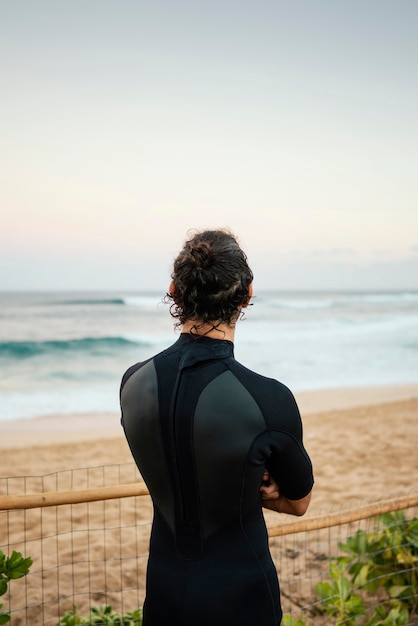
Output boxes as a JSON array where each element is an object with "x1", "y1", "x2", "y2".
[{"x1": 166, "y1": 229, "x2": 253, "y2": 330}]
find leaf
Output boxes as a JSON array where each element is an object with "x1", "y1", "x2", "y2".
[
  {"x1": 282, "y1": 616, "x2": 307, "y2": 626},
  {"x1": 379, "y1": 606, "x2": 410, "y2": 625},
  {"x1": 340, "y1": 575, "x2": 351, "y2": 601},
  {"x1": 5, "y1": 552, "x2": 32, "y2": 580},
  {"x1": 0, "y1": 581, "x2": 8, "y2": 597},
  {"x1": 352, "y1": 563, "x2": 371, "y2": 586},
  {"x1": 395, "y1": 550, "x2": 416, "y2": 566},
  {"x1": 405, "y1": 520, "x2": 418, "y2": 549},
  {"x1": 339, "y1": 530, "x2": 369, "y2": 557},
  {"x1": 332, "y1": 566, "x2": 351, "y2": 602},
  {"x1": 345, "y1": 594, "x2": 366, "y2": 617},
  {"x1": 315, "y1": 581, "x2": 334, "y2": 600},
  {"x1": 388, "y1": 584, "x2": 412, "y2": 599}
]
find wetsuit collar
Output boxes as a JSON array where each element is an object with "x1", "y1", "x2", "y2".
[{"x1": 177, "y1": 333, "x2": 234, "y2": 369}]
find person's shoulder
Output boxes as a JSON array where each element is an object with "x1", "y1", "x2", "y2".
[
  {"x1": 120, "y1": 357, "x2": 154, "y2": 390},
  {"x1": 229, "y1": 360, "x2": 302, "y2": 431},
  {"x1": 230, "y1": 359, "x2": 294, "y2": 398},
  {"x1": 120, "y1": 336, "x2": 183, "y2": 390}
]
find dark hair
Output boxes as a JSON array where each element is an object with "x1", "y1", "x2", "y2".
[{"x1": 166, "y1": 229, "x2": 253, "y2": 330}]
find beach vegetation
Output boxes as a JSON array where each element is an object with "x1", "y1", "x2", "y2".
[
  {"x1": 315, "y1": 561, "x2": 365, "y2": 623},
  {"x1": 58, "y1": 604, "x2": 142, "y2": 625},
  {"x1": 282, "y1": 616, "x2": 308, "y2": 626},
  {"x1": 283, "y1": 511, "x2": 417, "y2": 625},
  {"x1": 0, "y1": 549, "x2": 32, "y2": 625}
]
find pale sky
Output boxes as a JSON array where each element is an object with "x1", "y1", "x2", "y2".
[{"x1": 1, "y1": 0, "x2": 417, "y2": 291}]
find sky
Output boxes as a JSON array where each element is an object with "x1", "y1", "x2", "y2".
[{"x1": 1, "y1": 0, "x2": 417, "y2": 292}]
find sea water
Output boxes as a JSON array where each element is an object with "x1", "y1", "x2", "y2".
[{"x1": 0, "y1": 290, "x2": 417, "y2": 422}]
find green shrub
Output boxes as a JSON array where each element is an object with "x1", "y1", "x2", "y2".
[
  {"x1": 316, "y1": 561, "x2": 366, "y2": 624},
  {"x1": 337, "y1": 511, "x2": 418, "y2": 618},
  {"x1": 0, "y1": 550, "x2": 32, "y2": 625},
  {"x1": 283, "y1": 512, "x2": 417, "y2": 625},
  {"x1": 316, "y1": 511, "x2": 417, "y2": 625},
  {"x1": 58, "y1": 604, "x2": 142, "y2": 625}
]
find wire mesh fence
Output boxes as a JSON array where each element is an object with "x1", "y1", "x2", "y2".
[
  {"x1": 0, "y1": 464, "x2": 148, "y2": 625},
  {"x1": 269, "y1": 508, "x2": 418, "y2": 623},
  {"x1": 1, "y1": 464, "x2": 417, "y2": 625}
]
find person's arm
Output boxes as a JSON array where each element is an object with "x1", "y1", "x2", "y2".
[
  {"x1": 260, "y1": 471, "x2": 312, "y2": 516},
  {"x1": 262, "y1": 491, "x2": 312, "y2": 516}
]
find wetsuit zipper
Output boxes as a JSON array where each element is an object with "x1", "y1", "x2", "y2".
[
  {"x1": 169, "y1": 371, "x2": 185, "y2": 520},
  {"x1": 169, "y1": 368, "x2": 203, "y2": 557},
  {"x1": 170, "y1": 371, "x2": 194, "y2": 526}
]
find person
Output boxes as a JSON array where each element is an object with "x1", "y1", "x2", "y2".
[{"x1": 120, "y1": 229, "x2": 314, "y2": 626}]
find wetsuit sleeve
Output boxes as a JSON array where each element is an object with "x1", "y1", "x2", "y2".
[
  {"x1": 266, "y1": 432, "x2": 313, "y2": 500},
  {"x1": 266, "y1": 388, "x2": 314, "y2": 501}
]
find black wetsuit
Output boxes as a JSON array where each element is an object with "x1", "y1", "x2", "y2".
[{"x1": 120, "y1": 333, "x2": 314, "y2": 626}]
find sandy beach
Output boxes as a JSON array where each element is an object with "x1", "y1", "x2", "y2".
[
  {"x1": 1, "y1": 383, "x2": 417, "y2": 624},
  {"x1": 1, "y1": 383, "x2": 417, "y2": 511}
]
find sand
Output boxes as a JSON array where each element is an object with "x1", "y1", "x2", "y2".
[
  {"x1": 1, "y1": 383, "x2": 417, "y2": 511},
  {"x1": 1, "y1": 384, "x2": 417, "y2": 624}
]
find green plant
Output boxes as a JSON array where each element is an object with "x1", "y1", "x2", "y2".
[
  {"x1": 282, "y1": 614, "x2": 308, "y2": 626},
  {"x1": 316, "y1": 561, "x2": 366, "y2": 625},
  {"x1": 0, "y1": 550, "x2": 32, "y2": 625},
  {"x1": 58, "y1": 604, "x2": 142, "y2": 625},
  {"x1": 312, "y1": 512, "x2": 418, "y2": 625},
  {"x1": 337, "y1": 511, "x2": 418, "y2": 616},
  {"x1": 366, "y1": 604, "x2": 409, "y2": 626}
]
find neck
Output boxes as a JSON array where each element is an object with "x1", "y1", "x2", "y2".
[{"x1": 182, "y1": 320, "x2": 236, "y2": 342}]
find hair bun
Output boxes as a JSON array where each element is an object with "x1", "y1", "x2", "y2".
[{"x1": 189, "y1": 241, "x2": 213, "y2": 269}]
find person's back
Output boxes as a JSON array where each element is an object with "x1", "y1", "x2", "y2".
[{"x1": 120, "y1": 229, "x2": 314, "y2": 626}]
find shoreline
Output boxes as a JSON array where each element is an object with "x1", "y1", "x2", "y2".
[
  {"x1": 0, "y1": 382, "x2": 417, "y2": 449},
  {"x1": 0, "y1": 382, "x2": 417, "y2": 452}
]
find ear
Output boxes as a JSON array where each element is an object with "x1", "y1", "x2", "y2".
[
  {"x1": 242, "y1": 283, "x2": 253, "y2": 308},
  {"x1": 169, "y1": 280, "x2": 176, "y2": 301}
]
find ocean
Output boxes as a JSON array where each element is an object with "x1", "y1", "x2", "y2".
[{"x1": 0, "y1": 290, "x2": 417, "y2": 422}]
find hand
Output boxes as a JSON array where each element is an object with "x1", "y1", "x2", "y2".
[{"x1": 260, "y1": 470, "x2": 280, "y2": 501}]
